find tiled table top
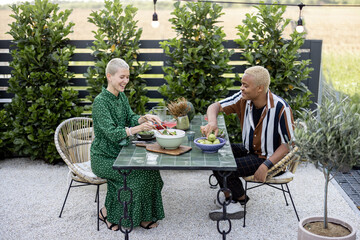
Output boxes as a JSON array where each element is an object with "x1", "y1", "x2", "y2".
[{"x1": 113, "y1": 115, "x2": 237, "y2": 171}]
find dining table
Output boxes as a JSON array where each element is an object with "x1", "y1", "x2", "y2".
[{"x1": 113, "y1": 114, "x2": 237, "y2": 239}]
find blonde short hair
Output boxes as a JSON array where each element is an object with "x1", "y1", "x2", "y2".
[
  {"x1": 244, "y1": 66, "x2": 270, "y2": 92},
  {"x1": 106, "y1": 58, "x2": 129, "y2": 76}
]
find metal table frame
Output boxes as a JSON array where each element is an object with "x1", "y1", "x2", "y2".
[{"x1": 113, "y1": 115, "x2": 237, "y2": 239}]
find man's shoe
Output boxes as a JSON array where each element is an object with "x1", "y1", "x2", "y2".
[
  {"x1": 209, "y1": 202, "x2": 245, "y2": 221},
  {"x1": 214, "y1": 195, "x2": 250, "y2": 208}
]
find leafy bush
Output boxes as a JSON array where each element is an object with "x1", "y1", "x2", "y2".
[
  {"x1": 85, "y1": 0, "x2": 150, "y2": 114},
  {"x1": 159, "y1": 1, "x2": 235, "y2": 114},
  {"x1": 0, "y1": 109, "x2": 12, "y2": 159},
  {"x1": 235, "y1": 3, "x2": 313, "y2": 118},
  {"x1": 5, "y1": 0, "x2": 82, "y2": 163},
  {"x1": 295, "y1": 91, "x2": 360, "y2": 227}
]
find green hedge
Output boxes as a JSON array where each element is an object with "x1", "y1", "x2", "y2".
[
  {"x1": 2, "y1": 0, "x2": 82, "y2": 163},
  {"x1": 159, "y1": 1, "x2": 236, "y2": 114},
  {"x1": 85, "y1": 0, "x2": 150, "y2": 115}
]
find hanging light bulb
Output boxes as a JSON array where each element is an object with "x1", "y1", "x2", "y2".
[
  {"x1": 296, "y1": 18, "x2": 304, "y2": 33},
  {"x1": 152, "y1": 12, "x2": 160, "y2": 28},
  {"x1": 296, "y1": 3, "x2": 305, "y2": 33},
  {"x1": 151, "y1": 0, "x2": 160, "y2": 29}
]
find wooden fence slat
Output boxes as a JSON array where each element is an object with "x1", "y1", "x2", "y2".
[
  {"x1": 0, "y1": 79, "x2": 10, "y2": 87},
  {"x1": 137, "y1": 53, "x2": 165, "y2": 61},
  {"x1": 0, "y1": 91, "x2": 13, "y2": 98},
  {"x1": 0, "y1": 66, "x2": 12, "y2": 74},
  {"x1": 146, "y1": 90, "x2": 163, "y2": 98},
  {"x1": 70, "y1": 78, "x2": 87, "y2": 86},
  {"x1": 71, "y1": 53, "x2": 95, "y2": 61},
  {"x1": 0, "y1": 53, "x2": 12, "y2": 61},
  {"x1": 0, "y1": 39, "x2": 322, "y2": 110},
  {"x1": 144, "y1": 78, "x2": 167, "y2": 86},
  {"x1": 0, "y1": 40, "x2": 12, "y2": 48}
]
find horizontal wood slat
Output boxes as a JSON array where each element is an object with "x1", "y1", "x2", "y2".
[
  {"x1": 0, "y1": 66, "x2": 12, "y2": 74},
  {"x1": 0, "y1": 39, "x2": 322, "y2": 110}
]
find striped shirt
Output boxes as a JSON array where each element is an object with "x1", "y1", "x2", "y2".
[{"x1": 219, "y1": 90, "x2": 295, "y2": 159}]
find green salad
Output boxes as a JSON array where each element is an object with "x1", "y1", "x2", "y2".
[
  {"x1": 138, "y1": 131, "x2": 154, "y2": 136},
  {"x1": 162, "y1": 129, "x2": 176, "y2": 135}
]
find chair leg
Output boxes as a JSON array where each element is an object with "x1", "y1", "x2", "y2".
[
  {"x1": 59, "y1": 179, "x2": 74, "y2": 218},
  {"x1": 281, "y1": 184, "x2": 289, "y2": 206},
  {"x1": 243, "y1": 181, "x2": 248, "y2": 227},
  {"x1": 96, "y1": 184, "x2": 100, "y2": 231},
  {"x1": 285, "y1": 183, "x2": 300, "y2": 221},
  {"x1": 95, "y1": 186, "x2": 99, "y2": 203}
]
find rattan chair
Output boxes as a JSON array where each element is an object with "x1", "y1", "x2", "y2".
[
  {"x1": 54, "y1": 117, "x2": 106, "y2": 231},
  {"x1": 243, "y1": 146, "x2": 300, "y2": 227}
]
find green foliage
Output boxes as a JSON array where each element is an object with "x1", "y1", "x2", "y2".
[
  {"x1": 295, "y1": 97, "x2": 360, "y2": 173},
  {"x1": 0, "y1": 109, "x2": 13, "y2": 159},
  {"x1": 159, "y1": 1, "x2": 235, "y2": 114},
  {"x1": 323, "y1": 51, "x2": 360, "y2": 103},
  {"x1": 223, "y1": 114, "x2": 242, "y2": 143},
  {"x1": 5, "y1": 0, "x2": 82, "y2": 163},
  {"x1": 295, "y1": 91, "x2": 360, "y2": 226},
  {"x1": 235, "y1": 2, "x2": 313, "y2": 118},
  {"x1": 85, "y1": 0, "x2": 150, "y2": 114}
]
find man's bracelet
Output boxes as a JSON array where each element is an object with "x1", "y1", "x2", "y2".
[{"x1": 263, "y1": 159, "x2": 274, "y2": 169}]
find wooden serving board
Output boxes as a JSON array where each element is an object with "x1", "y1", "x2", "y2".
[{"x1": 136, "y1": 143, "x2": 192, "y2": 156}]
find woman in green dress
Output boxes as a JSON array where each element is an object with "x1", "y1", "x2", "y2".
[{"x1": 90, "y1": 58, "x2": 165, "y2": 231}]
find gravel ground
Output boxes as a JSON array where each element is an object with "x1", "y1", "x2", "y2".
[{"x1": 0, "y1": 158, "x2": 359, "y2": 240}]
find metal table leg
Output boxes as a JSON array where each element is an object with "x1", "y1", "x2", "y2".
[
  {"x1": 117, "y1": 170, "x2": 133, "y2": 240},
  {"x1": 209, "y1": 173, "x2": 219, "y2": 189},
  {"x1": 216, "y1": 171, "x2": 233, "y2": 240}
]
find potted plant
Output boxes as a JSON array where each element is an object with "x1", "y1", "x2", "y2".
[
  {"x1": 295, "y1": 91, "x2": 360, "y2": 239},
  {"x1": 167, "y1": 97, "x2": 191, "y2": 130}
]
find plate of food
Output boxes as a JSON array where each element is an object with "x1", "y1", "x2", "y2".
[{"x1": 136, "y1": 131, "x2": 155, "y2": 141}]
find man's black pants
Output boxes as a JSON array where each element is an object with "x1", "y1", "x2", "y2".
[{"x1": 213, "y1": 143, "x2": 264, "y2": 199}]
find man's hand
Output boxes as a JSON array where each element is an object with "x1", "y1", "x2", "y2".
[
  {"x1": 200, "y1": 102, "x2": 222, "y2": 138},
  {"x1": 200, "y1": 122, "x2": 219, "y2": 138},
  {"x1": 254, "y1": 164, "x2": 268, "y2": 182}
]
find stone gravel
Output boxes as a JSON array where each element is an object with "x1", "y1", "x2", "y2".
[{"x1": 0, "y1": 158, "x2": 359, "y2": 240}]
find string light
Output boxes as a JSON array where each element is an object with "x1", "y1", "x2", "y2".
[
  {"x1": 296, "y1": 3, "x2": 305, "y2": 33},
  {"x1": 179, "y1": 0, "x2": 360, "y2": 7},
  {"x1": 179, "y1": 0, "x2": 360, "y2": 33},
  {"x1": 151, "y1": 0, "x2": 160, "y2": 28}
]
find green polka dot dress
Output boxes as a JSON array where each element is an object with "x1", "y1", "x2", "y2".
[{"x1": 90, "y1": 87, "x2": 165, "y2": 228}]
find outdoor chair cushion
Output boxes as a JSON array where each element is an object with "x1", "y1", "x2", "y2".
[{"x1": 73, "y1": 161, "x2": 97, "y2": 179}]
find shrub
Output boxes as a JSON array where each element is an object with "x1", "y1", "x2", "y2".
[
  {"x1": 295, "y1": 91, "x2": 360, "y2": 228},
  {"x1": 159, "y1": 1, "x2": 235, "y2": 114},
  {"x1": 85, "y1": 0, "x2": 150, "y2": 114},
  {"x1": 0, "y1": 109, "x2": 12, "y2": 159},
  {"x1": 5, "y1": 0, "x2": 82, "y2": 163},
  {"x1": 235, "y1": 2, "x2": 313, "y2": 118}
]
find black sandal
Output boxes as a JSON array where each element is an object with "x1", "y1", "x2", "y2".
[
  {"x1": 140, "y1": 221, "x2": 158, "y2": 229},
  {"x1": 99, "y1": 208, "x2": 119, "y2": 231},
  {"x1": 99, "y1": 208, "x2": 107, "y2": 223},
  {"x1": 107, "y1": 223, "x2": 119, "y2": 231}
]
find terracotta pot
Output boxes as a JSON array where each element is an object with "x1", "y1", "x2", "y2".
[{"x1": 298, "y1": 216, "x2": 356, "y2": 240}]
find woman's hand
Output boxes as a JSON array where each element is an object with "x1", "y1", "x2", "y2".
[
  {"x1": 130, "y1": 121, "x2": 155, "y2": 136},
  {"x1": 139, "y1": 121, "x2": 156, "y2": 132},
  {"x1": 140, "y1": 114, "x2": 162, "y2": 126}
]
